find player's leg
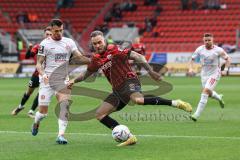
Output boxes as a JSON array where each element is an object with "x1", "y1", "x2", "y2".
[
  {"x1": 28, "y1": 93, "x2": 39, "y2": 118},
  {"x1": 98, "y1": 94, "x2": 137, "y2": 146},
  {"x1": 11, "y1": 86, "x2": 35, "y2": 115},
  {"x1": 31, "y1": 84, "x2": 53, "y2": 136},
  {"x1": 12, "y1": 75, "x2": 38, "y2": 115},
  {"x1": 28, "y1": 77, "x2": 40, "y2": 117},
  {"x1": 130, "y1": 92, "x2": 192, "y2": 112},
  {"x1": 55, "y1": 88, "x2": 71, "y2": 144},
  {"x1": 32, "y1": 105, "x2": 48, "y2": 136},
  {"x1": 211, "y1": 90, "x2": 225, "y2": 108},
  {"x1": 208, "y1": 76, "x2": 224, "y2": 108},
  {"x1": 191, "y1": 76, "x2": 218, "y2": 121},
  {"x1": 96, "y1": 95, "x2": 120, "y2": 129},
  {"x1": 115, "y1": 79, "x2": 191, "y2": 112}
]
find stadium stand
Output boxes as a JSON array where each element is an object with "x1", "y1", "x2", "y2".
[
  {"x1": 102, "y1": 0, "x2": 240, "y2": 53},
  {"x1": 0, "y1": 0, "x2": 239, "y2": 54}
]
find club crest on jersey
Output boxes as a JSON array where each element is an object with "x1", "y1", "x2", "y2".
[
  {"x1": 65, "y1": 44, "x2": 71, "y2": 51},
  {"x1": 41, "y1": 95, "x2": 45, "y2": 100},
  {"x1": 107, "y1": 54, "x2": 112, "y2": 60}
]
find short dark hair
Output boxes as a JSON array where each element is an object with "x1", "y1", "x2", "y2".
[
  {"x1": 44, "y1": 26, "x2": 51, "y2": 32},
  {"x1": 204, "y1": 33, "x2": 213, "y2": 37},
  {"x1": 90, "y1": 30, "x2": 103, "y2": 38},
  {"x1": 49, "y1": 19, "x2": 63, "y2": 27}
]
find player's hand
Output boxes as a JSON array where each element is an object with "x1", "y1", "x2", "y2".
[
  {"x1": 28, "y1": 43, "x2": 33, "y2": 50},
  {"x1": 42, "y1": 74, "x2": 49, "y2": 85},
  {"x1": 149, "y1": 70, "x2": 162, "y2": 81},
  {"x1": 67, "y1": 79, "x2": 75, "y2": 89},
  {"x1": 188, "y1": 68, "x2": 195, "y2": 77},
  {"x1": 221, "y1": 70, "x2": 227, "y2": 76}
]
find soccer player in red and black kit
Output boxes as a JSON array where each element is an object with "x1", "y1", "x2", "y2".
[
  {"x1": 68, "y1": 31, "x2": 192, "y2": 146},
  {"x1": 131, "y1": 37, "x2": 146, "y2": 75},
  {"x1": 11, "y1": 27, "x2": 52, "y2": 118}
]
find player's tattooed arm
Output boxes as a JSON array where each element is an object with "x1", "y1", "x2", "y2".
[
  {"x1": 129, "y1": 51, "x2": 152, "y2": 71},
  {"x1": 67, "y1": 70, "x2": 94, "y2": 89},
  {"x1": 70, "y1": 50, "x2": 90, "y2": 65},
  {"x1": 36, "y1": 55, "x2": 45, "y2": 76},
  {"x1": 129, "y1": 51, "x2": 162, "y2": 81},
  {"x1": 74, "y1": 70, "x2": 94, "y2": 83}
]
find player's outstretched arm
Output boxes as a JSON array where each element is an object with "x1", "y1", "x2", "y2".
[
  {"x1": 220, "y1": 51, "x2": 231, "y2": 75},
  {"x1": 70, "y1": 50, "x2": 90, "y2": 65},
  {"x1": 67, "y1": 70, "x2": 94, "y2": 89},
  {"x1": 129, "y1": 51, "x2": 161, "y2": 81}
]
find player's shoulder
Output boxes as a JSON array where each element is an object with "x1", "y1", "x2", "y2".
[
  {"x1": 33, "y1": 43, "x2": 40, "y2": 49},
  {"x1": 197, "y1": 45, "x2": 205, "y2": 50},
  {"x1": 40, "y1": 37, "x2": 52, "y2": 46},
  {"x1": 62, "y1": 37, "x2": 74, "y2": 43},
  {"x1": 107, "y1": 44, "x2": 118, "y2": 51},
  {"x1": 213, "y1": 45, "x2": 224, "y2": 51}
]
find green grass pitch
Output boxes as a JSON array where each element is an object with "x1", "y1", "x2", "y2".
[{"x1": 0, "y1": 76, "x2": 239, "y2": 160}]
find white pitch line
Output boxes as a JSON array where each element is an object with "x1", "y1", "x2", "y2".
[{"x1": 0, "y1": 130, "x2": 240, "y2": 140}]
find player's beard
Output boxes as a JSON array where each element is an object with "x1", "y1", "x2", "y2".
[
  {"x1": 206, "y1": 44, "x2": 213, "y2": 49},
  {"x1": 97, "y1": 46, "x2": 106, "y2": 54},
  {"x1": 53, "y1": 35, "x2": 62, "y2": 41}
]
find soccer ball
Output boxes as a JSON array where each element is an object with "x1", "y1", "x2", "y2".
[{"x1": 112, "y1": 125, "x2": 130, "y2": 142}]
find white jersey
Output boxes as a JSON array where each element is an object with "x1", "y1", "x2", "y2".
[
  {"x1": 38, "y1": 37, "x2": 77, "y2": 80},
  {"x1": 192, "y1": 45, "x2": 224, "y2": 77}
]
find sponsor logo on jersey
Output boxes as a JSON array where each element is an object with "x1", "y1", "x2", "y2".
[
  {"x1": 100, "y1": 61, "x2": 112, "y2": 71},
  {"x1": 55, "y1": 53, "x2": 67, "y2": 62}
]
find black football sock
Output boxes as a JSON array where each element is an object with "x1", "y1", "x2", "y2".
[
  {"x1": 100, "y1": 115, "x2": 119, "y2": 130},
  {"x1": 31, "y1": 94, "x2": 39, "y2": 111},
  {"x1": 20, "y1": 93, "x2": 30, "y2": 107},
  {"x1": 144, "y1": 96, "x2": 172, "y2": 106}
]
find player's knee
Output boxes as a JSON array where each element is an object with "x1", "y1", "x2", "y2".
[
  {"x1": 95, "y1": 112, "x2": 106, "y2": 120},
  {"x1": 202, "y1": 88, "x2": 212, "y2": 96},
  {"x1": 131, "y1": 97, "x2": 144, "y2": 105}
]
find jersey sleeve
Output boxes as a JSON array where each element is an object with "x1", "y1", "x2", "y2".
[
  {"x1": 87, "y1": 57, "x2": 99, "y2": 72},
  {"x1": 38, "y1": 40, "x2": 47, "y2": 56},
  {"x1": 216, "y1": 46, "x2": 224, "y2": 56},
  {"x1": 31, "y1": 44, "x2": 39, "y2": 57},
  {"x1": 192, "y1": 46, "x2": 201, "y2": 60},
  {"x1": 69, "y1": 39, "x2": 78, "y2": 53}
]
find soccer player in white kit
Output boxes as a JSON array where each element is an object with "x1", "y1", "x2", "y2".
[
  {"x1": 31, "y1": 19, "x2": 90, "y2": 144},
  {"x1": 189, "y1": 33, "x2": 231, "y2": 121}
]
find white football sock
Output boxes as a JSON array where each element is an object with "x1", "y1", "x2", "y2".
[
  {"x1": 171, "y1": 100, "x2": 178, "y2": 107},
  {"x1": 58, "y1": 100, "x2": 70, "y2": 136},
  {"x1": 18, "y1": 104, "x2": 24, "y2": 109},
  {"x1": 211, "y1": 91, "x2": 221, "y2": 101},
  {"x1": 194, "y1": 93, "x2": 209, "y2": 118},
  {"x1": 58, "y1": 119, "x2": 68, "y2": 136},
  {"x1": 34, "y1": 111, "x2": 47, "y2": 124}
]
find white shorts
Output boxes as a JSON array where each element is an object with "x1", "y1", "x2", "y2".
[
  {"x1": 201, "y1": 73, "x2": 221, "y2": 91},
  {"x1": 38, "y1": 83, "x2": 56, "y2": 106}
]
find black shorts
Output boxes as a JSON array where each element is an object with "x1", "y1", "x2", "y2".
[
  {"x1": 28, "y1": 75, "x2": 39, "y2": 88},
  {"x1": 104, "y1": 79, "x2": 141, "y2": 111}
]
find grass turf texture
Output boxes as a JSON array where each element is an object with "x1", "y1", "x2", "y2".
[{"x1": 0, "y1": 77, "x2": 239, "y2": 160}]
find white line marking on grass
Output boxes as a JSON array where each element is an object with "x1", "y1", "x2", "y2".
[{"x1": 0, "y1": 130, "x2": 240, "y2": 140}]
